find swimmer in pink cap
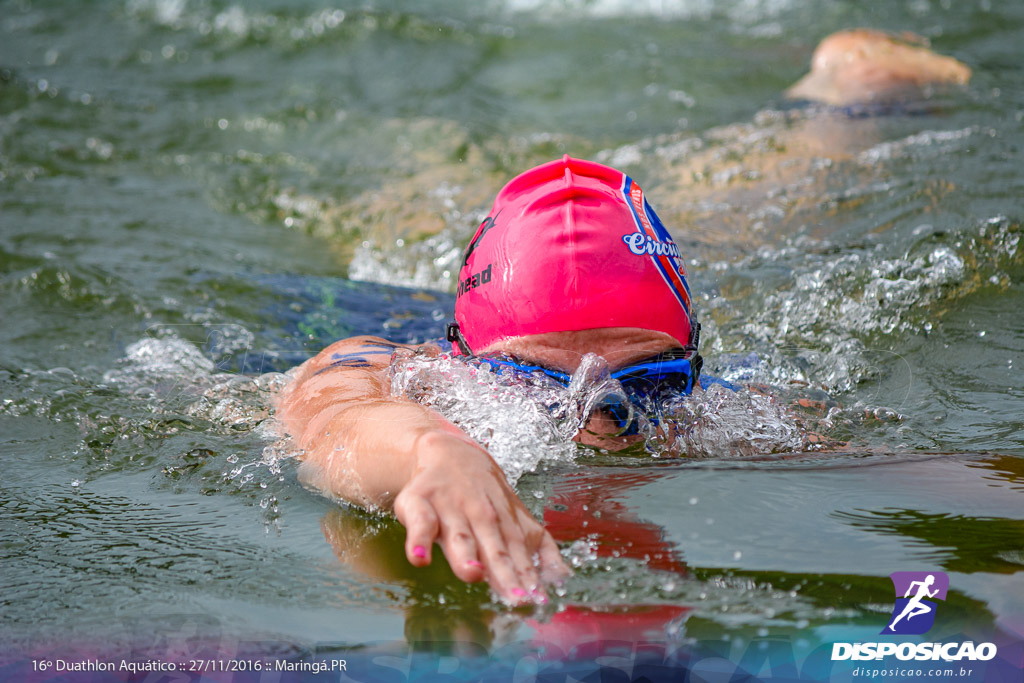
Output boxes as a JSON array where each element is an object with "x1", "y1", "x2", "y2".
[
  {"x1": 275, "y1": 31, "x2": 974, "y2": 607},
  {"x1": 277, "y1": 156, "x2": 701, "y2": 603}
]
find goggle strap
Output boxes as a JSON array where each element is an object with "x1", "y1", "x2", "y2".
[
  {"x1": 447, "y1": 319, "x2": 702, "y2": 388},
  {"x1": 482, "y1": 356, "x2": 571, "y2": 384},
  {"x1": 446, "y1": 321, "x2": 474, "y2": 356}
]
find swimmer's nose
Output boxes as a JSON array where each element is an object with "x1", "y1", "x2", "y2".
[{"x1": 590, "y1": 387, "x2": 637, "y2": 437}]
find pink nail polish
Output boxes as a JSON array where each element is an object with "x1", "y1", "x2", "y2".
[
  {"x1": 412, "y1": 545, "x2": 426, "y2": 559},
  {"x1": 511, "y1": 587, "x2": 527, "y2": 597},
  {"x1": 466, "y1": 559, "x2": 483, "y2": 568}
]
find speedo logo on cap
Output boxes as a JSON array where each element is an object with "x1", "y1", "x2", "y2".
[
  {"x1": 461, "y1": 211, "x2": 501, "y2": 267},
  {"x1": 457, "y1": 211, "x2": 498, "y2": 299},
  {"x1": 456, "y1": 263, "x2": 492, "y2": 298}
]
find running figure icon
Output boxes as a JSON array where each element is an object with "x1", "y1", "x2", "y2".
[{"x1": 888, "y1": 574, "x2": 939, "y2": 632}]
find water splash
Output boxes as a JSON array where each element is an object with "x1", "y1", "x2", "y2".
[
  {"x1": 740, "y1": 244, "x2": 966, "y2": 341},
  {"x1": 123, "y1": 1, "x2": 473, "y2": 49},
  {"x1": 91, "y1": 330, "x2": 297, "y2": 506},
  {"x1": 707, "y1": 215, "x2": 1021, "y2": 394},
  {"x1": 349, "y1": 229, "x2": 466, "y2": 292},
  {"x1": 661, "y1": 384, "x2": 807, "y2": 457},
  {"x1": 389, "y1": 350, "x2": 818, "y2": 478},
  {"x1": 857, "y1": 126, "x2": 977, "y2": 165},
  {"x1": 389, "y1": 350, "x2": 579, "y2": 484},
  {"x1": 102, "y1": 335, "x2": 216, "y2": 398}
]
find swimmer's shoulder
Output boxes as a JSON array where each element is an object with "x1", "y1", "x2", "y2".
[
  {"x1": 276, "y1": 336, "x2": 406, "y2": 437},
  {"x1": 300, "y1": 336, "x2": 414, "y2": 376},
  {"x1": 279, "y1": 336, "x2": 435, "y2": 418},
  {"x1": 300, "y1": 335, "x2": 449, "y2": 379}
]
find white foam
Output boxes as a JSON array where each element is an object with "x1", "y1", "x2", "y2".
[
  {"x1": 390, "y1": 351, "x2": 579, "y2": 484},
  {"x1": 390, "y1": 351, "x2": 814, "y2": 476}
]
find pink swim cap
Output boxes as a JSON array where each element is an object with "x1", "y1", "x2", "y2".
[{"x1": 450, "y1": 155, "x2": 694, "y2": 354}]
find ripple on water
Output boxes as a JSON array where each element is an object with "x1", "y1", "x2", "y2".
[
  {"x1": 0, "y1": 331, "x2": 299, "y2": 505},
  {"x1": 0, "y1": 482, "x2": 382, "y2": 649}
]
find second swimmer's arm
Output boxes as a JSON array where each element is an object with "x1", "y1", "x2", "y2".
[{"x1": 276, "y1": 336, "x2": 566, "y2": 601}]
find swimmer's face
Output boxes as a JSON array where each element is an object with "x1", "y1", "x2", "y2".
[
  {"x1": 479, "y1": 327, "x2": 683, "y2": 450},
  {"x1": 479, "y1": 327, "x2": 679, "y2": 374}
]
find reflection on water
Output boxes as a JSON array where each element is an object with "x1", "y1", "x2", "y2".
[
  {"x1": 312, "y1": 452, "x2": 1021, "y2": 662},
  {"x1": 1, "y1": 0, "x2": 1022, "y2": 672}
]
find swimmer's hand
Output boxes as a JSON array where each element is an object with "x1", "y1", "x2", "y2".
[
  {"x1": 395, "y1": 430, "x2": 568, "y2": 604},
  {"x1": 276, "y1": 335, "x2": 568, "y2": 604}
]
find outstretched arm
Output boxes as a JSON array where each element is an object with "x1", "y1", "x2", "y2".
[{"x1": 276, "y1": 336, "x2": 566, "y2": 601}]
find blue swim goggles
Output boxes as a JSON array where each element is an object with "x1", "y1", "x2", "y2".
[{"x1": 467, "y1": 325, "x2": 703, "y2": 435}]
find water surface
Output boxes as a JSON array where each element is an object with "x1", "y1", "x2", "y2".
[{"x1": 1, "y1": 0, "x2": 1022, "y2": 679}]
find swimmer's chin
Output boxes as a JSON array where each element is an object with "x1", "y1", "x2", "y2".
[
  {"x1": 573, "y1": 428, "x2": 639, "y2": 452},
  {"x1": 573, "y1": 411, "x2": 648, "y2": 452},
  {"x1": 573, "y1": 384, "x2": 709, "y2": 453}
]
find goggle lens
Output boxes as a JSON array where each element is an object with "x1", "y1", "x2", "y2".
[{"x1": 479, "y1": 348, "x2": 702, "y2": 434}]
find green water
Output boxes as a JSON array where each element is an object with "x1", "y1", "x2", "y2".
[{"x1": 1, "y1": 0, "x2": 1022, "y2": 673}]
